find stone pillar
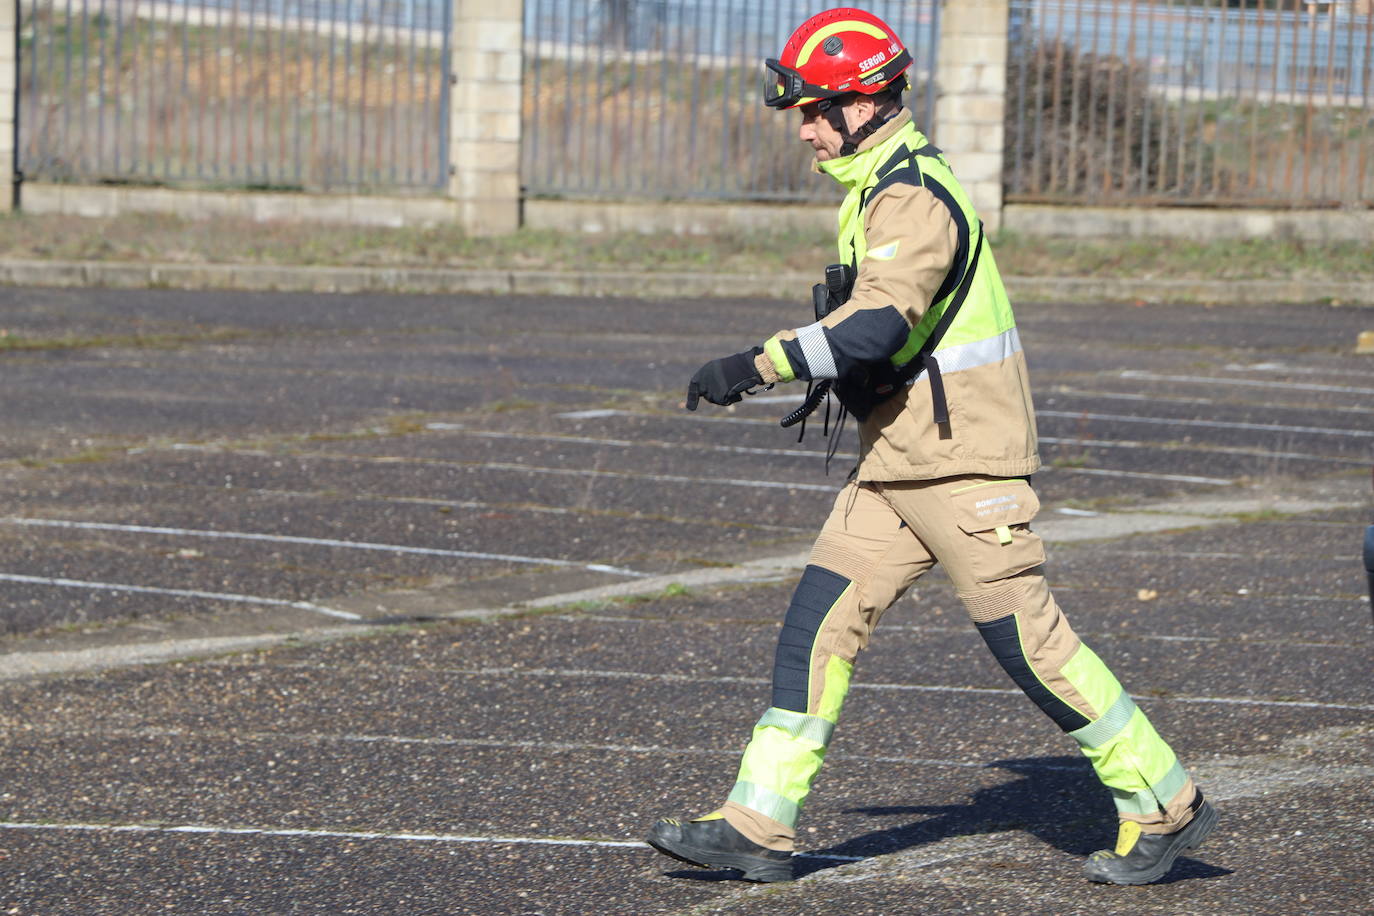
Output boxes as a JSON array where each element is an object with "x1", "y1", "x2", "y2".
[
  {"x1": 448, "y1": 0, "x2": 523, "y2": 235},
  {"x1": 0, "y1": 0, "x2": 16, "y2": 212},
  {"x1": 934, "y1": 0, "x2": 1008, "y2": 234}
]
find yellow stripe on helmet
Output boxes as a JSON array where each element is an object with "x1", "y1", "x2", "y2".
[{"x1": 796, "y1": 20, "x2": 889, "y2": 68}]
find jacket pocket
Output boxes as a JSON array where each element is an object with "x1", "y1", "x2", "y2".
[{"x1": 948, "y1": 479, "x2": 1046, "y2": 583}]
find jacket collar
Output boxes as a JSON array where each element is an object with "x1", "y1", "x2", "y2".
[{"x1": 815, "y1": 109, "x2": 915, "y2": 189}]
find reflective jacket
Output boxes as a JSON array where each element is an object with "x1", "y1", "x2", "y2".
[{"x1": 755, "y1": 110, "x2": 1041, "y2": 482}]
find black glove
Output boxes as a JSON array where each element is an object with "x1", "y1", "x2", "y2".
[{"x1": 685, "y1": 347, "x2": 764, "y2": 410}]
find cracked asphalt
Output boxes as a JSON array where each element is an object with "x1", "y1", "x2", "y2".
[{"x1": 1, "y1": 286, "x2": 1372, "y2": 915}]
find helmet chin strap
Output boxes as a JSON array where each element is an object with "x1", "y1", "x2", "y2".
[{"x1": 821, "y1": 99, "x2": 894, "y2": 157}]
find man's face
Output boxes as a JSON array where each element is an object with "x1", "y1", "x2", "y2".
[
  {"x1": 796, "y1": 98, "x2": 871, "y2": 162},
  {"x1": 797, "y1": 102, "x2": 844, "y2": 162}
]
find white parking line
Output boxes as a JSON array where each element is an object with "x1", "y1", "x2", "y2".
[
  {"x1": 565, "y1": 402, "x2": 1373, "y2": 441},
  {"x1": 1040, "y1": 435, "x2": 1366, "y2": 466},
  {"x1": 561, "y1": 612, "x2": 1353, "y2": 651},
  {"x1": 1126, "y1": 369, "x2": 1374, "y2": 396},
  {"x1": 0, "y1": 573, "x2": 362, "y2": 621},
  {"x1": 207, "y1": 447, "x2": 842, "y2": 494},
  {"x1": 0, "y1": 820, "x2": 863, "y2": 862},
  {"x1": 255, "y1": 443, "x2": 1228, "y2": 491},
  {"x1": 0, "y1": 820, "x2": 647, "y2": 850},
  {"x1": 13, "y1": 724, "x2": 1074, "y2": 773},
  {"x1": 1227, "y1": 362, "x2": 1374, "y2": 381},
  {"x1": 461, "y1": 428, "x2": 839, "y2": 461},
  {"x1": 266, "y1": 662, "x2": 1374, "y2": 713},
  {"x1": 1037, "y1": 409, "x2": 1374, "y2": 439},
  {"x1": 444, "y1": 427, "x2": 1361, "y2": 467},
  {"x1": 1048, "y1": 388, "x2": 1374, "y2": 417},
  {"x1": 0, "y1": 518, "x2": 648, "y2": 579},
  {"x1": 476, "y1": 461, "x2": 840, "y2": 492},
  {"x1": 1045, "y1": 466, "x2": 1233, "y2": 486}
]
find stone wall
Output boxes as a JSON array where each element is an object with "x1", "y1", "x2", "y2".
[
  {"x1": 933, "y1": 0, "x2": 1009, "y2": 233},
  {"x1": 1, "y1": 0, "x2": 15, "y2": 212},
  {"x1": 448, "y1": 0, "x2": 523, "y2": 235}
]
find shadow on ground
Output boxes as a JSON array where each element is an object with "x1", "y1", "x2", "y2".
[{"x1": 659, "y1": 756, "x2": 1232, "y2": 884}]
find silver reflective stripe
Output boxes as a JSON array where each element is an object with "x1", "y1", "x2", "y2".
[
  {"x1": 729, "y1": 781, "x2": 801, "y2": 828},
  {"x1": 1069, "y1": 691, "x2": 1138, "y2": 750},
  {"x1": 930, "y1": 326, "x2": 1022, "y2": 374},
  {"x1": 795, "y1": 322, "x2": 839, "y2": 380},
  {"x1": 757, "y1": 708, "x2": 835, "y2": 747},
  {"x1": 1151, "y1": 759, "x2": 1190, "y2": 807},
  {"x1": 1110, "y1": 786, "x2": 1159, "y2": 817},
  {"x1": 1109, "y1": 759, "x2": 1189, "y2": 816}
]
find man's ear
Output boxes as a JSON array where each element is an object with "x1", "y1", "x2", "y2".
[{"x1": 847, "y1": 96, "x2": 877, "y2": 130}]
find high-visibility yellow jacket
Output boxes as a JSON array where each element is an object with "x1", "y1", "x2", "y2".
[{"x1": 756, "y1": 110, "x2": 1041, "y2": 482}]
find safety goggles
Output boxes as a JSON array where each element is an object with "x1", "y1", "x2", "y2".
[
  {"x1": 762, "y1": 59, "x2": 844, "y2": 110},
  {"x1": 763, "y1": 50, "x2": 912, "y2": 111}
]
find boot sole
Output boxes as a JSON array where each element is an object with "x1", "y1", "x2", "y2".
[
  {"x1": 646, "y1": 830, "x2": 793, "y2": 883},
  {"x1": 1085, "y1": 801, "x2": 1220, "y2": 886}
]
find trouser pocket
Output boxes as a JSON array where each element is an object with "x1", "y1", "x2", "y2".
[{"x1": 947, "y1": 478, "x2": 1046, "y2": 582}]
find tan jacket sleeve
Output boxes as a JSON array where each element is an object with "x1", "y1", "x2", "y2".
[
  {"x1": 758, "y1": 183, "x2": 960, "y2": 384},
  {"x1": 846, "y1": 183, "x2": 961, "y2": 333}
]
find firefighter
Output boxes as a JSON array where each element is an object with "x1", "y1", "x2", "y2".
[{"x1": 646, "y1": 7, "x2": 1217, "y2": 886}]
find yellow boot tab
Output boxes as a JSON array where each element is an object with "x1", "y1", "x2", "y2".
[{"x1": 1115, "y1": 820, "x2": 1142, "y2": 856}]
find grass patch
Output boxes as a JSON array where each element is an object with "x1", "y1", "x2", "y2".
[
  {"x1": 1230, "y1": 507, "x2": 1290, "y2": 523},
  {"x1": 0, "y1": 326, "x2": 256, "y2": 353},
  {"x1": 0, "y1": 211, "x2": 1369, "y2": 283},
  {"x1": 547, "y1": 581, "x2": 693, "y2": 616}
]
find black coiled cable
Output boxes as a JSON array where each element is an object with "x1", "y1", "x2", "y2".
[{"x1": 779, "y1": 379, "x2": 831, "y2": 429}]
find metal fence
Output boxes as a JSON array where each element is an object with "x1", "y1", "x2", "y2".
[
  {"x1": 19, "y1": 0, "x2": 1373, "y2": 209},
  {"x1": 522, "y1": 0, "x2": 943, "y2": 203},
  {"x1": 17, "y1": 0, "x2": 452, "y2": 191},
  {"x1": 1007, "y1": 0, "x2": 1374, "y2": 207}
]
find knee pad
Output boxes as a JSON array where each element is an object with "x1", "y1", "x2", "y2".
[
  {"x1": 772, "y1": 565, "x2": 852, "y2": 713},
  {"x1": 962, "y1": 576, "x2": 1091, "y2": 732}
]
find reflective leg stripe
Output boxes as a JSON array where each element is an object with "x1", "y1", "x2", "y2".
[
  {"x1": 731, "y1": 704, "x2": 844, "y2": 830},
  {"x1": 757, "y1": 707, "x2": 836, "y2": 747},
  {"x1": 795, "y1": 321, "x2": 839, "y2": 380},
  {"x1": 730, "y1": 566, "x2": 857, "y2": 834},
  {"x1": 1111, "y1": 786, "x2": 1162, "y2": 817},
  {"x1": 1058, "y1": 643, "x2": 1192, "y2": 817},
  {"x1": 728, "y1": 781, "x2": 801, "y2": 829},
  {"x1": 1111, "y1": 760, "x2": 1190, "y2": 817},
  {"x1": 1152, "y1": 759, "x2": 1191, "y2": 807},
  {"x1": 1068, "y1": 690, "x2": 1138, "y2": 749}
]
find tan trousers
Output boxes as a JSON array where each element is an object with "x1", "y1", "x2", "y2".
[{"x1": 722, "y1": 476, "x2": 1198, "y2": 851}]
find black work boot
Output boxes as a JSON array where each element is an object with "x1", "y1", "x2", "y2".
[
  {"x1": 1084, "y1": 795, "x2": 1219, "y2": 885},
  {"x1": 646, "y1": 813, "x2": 793, "y2": 882}
]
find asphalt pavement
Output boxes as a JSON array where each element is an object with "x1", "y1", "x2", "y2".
[{"x1": 1, "y1": 284, "x2": 1372, "y2": 915}]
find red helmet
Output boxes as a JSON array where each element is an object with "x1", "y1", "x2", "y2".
[{"x1": 764, "y1": 7, "x2": 913, "y2": 110}]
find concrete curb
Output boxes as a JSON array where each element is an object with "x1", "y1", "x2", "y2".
[{"x1": 1, "y1": 259, "x2": 1372, "y2": 306}]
